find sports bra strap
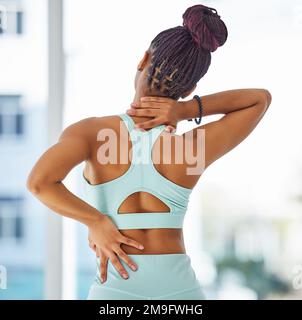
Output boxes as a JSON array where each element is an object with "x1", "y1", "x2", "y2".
[
  {"x1": 118, "y1": 113, "x2": 166, "y2": 164},
  {"x1": 119, "y1": 113, "x2": 135, "y2": 131}
]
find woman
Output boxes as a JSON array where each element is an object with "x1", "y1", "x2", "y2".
[{"x1": 27, "y1": 4, "x2": 272, "y2": 300}]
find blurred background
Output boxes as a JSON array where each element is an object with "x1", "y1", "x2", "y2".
[{"x1": 0, "y1": 0, "x2": 301, "y2": 300}]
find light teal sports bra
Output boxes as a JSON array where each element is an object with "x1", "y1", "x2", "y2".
[{"x1": 82, "y1": 113, "x2": 193, "y2": 230}]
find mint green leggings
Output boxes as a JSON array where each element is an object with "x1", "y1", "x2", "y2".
[{"x1": 87, "y1": 253, "x2": 205, "y2": 300}]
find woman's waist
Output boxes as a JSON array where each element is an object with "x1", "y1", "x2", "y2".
[{"x1": 119, "y1": 228, "x2": 185, "y2": 254}]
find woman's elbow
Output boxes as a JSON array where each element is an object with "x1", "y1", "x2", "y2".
[
  {"x1": 26, "y1": 172, "x2": 52, "y2": 196},
  {"x1": 26, "y1": 176, "x2": 43, "y2": 195}
]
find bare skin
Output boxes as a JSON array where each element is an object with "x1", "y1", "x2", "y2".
[{"x1": 26, "y1": 47, "x2": 272, "y2": 284}]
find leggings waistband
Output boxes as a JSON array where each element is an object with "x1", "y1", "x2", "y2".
[{"x1": 98, "y1": 253, "x2": 191, "y2": 265}]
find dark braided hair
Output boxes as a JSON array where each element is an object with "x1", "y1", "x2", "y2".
[{"x1": 146, "y1": 4, "x2": 228, "y2": 100}]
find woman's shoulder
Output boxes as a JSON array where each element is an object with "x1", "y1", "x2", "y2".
[
  {"x1": 61, "y1": 115, "x2": 122, "y2": 139},
  {"x1": 65, "y1": 115, "x2": 119, "y2": 129}
]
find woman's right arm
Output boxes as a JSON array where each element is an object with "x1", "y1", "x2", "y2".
[
  {"x1": 129, "y1": 88, "x2": 272, "y2": 170},
  {"x1": 26, "y1": 118, "x2": 144, "y2": 282},
  {"x1": 181, "y1": 88, "x2": 272, "y2": 169}
]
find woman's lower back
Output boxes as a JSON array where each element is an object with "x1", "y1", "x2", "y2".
[{"x1": 119, "y1": 228, "x2": 186, "y2": 254}]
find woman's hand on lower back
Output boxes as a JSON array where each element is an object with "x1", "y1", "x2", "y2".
[
  {"x1": 88, "y1": 215, "x2": 144, "y2": 283},
  {"x1": 126, "y1": 96, "x2": 186, "y2": 133}
]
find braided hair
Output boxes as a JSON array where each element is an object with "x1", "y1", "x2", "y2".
[{"x1": 146, "y1": 4, "x2": 228, "y2": 100}]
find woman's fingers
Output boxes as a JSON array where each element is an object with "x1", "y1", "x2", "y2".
[
  {"x1": 108, "y1": 252, "x2": 129, "y2": 280},
  {"x1": 131, "y1": 96, "x2": 172, "y2": 109},
  {"x1": 126, "y1": 108, "x2": 158, "y2": 118},
  {"x1": 120, "y1": 236, "x2": 144, "y2": 251},
  {"x1": 114, "y1": 247, "x2": 138, "y2": 272},
  {"x1": 99, "y1": 249, "x2": 108, "y2": 283},
  {"x1": 140, "y1": 96, "x2": 172, "y2": 103},
  {"x1": 128, "y1": 97, "x2": 177, "y2": 131},
  {"x1": 98, "y1": 246, "x2": 139, "y2": 283},
  {"x1": 127, "y1": 109, "x2": 165, "y2": 128},
  {"x1": 131, "y1": 101, "x2": 162, "y2": 109},
  {"x1": 135, "y1": 119, "x2": 162, "y2": 130}
]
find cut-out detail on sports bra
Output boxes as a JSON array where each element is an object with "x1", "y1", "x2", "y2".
[{"x1": 117, "y1": 191, "x2": 171, "y2": 214}]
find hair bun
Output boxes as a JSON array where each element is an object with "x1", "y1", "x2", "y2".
[{"x1": 182, "y1": 4, "x2": 228, "y2": 52}]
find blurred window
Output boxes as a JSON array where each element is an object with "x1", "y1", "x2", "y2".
[
  {"x1": 0, "y1": 95, "x2": 24, "y2": 137},
  {"x1": 0, "y1": 1, "x2": 23, "y2": 35},
  {"x1": 0, "y1": 196, "x2": 24, "y2": 242}
]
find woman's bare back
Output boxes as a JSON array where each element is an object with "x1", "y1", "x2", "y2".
[{"x1": 83, "y1": 115, "x2": 202, "y2": 254}]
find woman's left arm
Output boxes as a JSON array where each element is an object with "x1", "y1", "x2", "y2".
[
  {"x1": 26, "y1": 118, "x2": 103, "y2": 227},
  {"x1": 27, "y1": 118, "x2": 145, "y2": 282}
]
